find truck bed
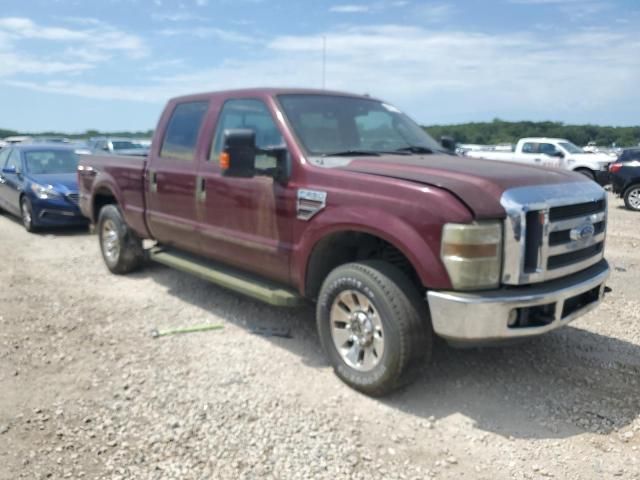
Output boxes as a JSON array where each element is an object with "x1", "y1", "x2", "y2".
[{"x1": 78, "y1": 153, "x2": 150, "y2": 238}]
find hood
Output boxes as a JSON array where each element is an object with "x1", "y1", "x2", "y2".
[
  {"x1": 114, "y1": 148, "x2": 148, "y2": 157},
  {"x1": 28, "y1": 173, "x2": 78, "y2": 193},
  {"x1": 330, "y1": 154, "x2": 589, "y2": 218}
]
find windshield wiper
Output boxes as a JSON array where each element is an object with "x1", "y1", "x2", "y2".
[
  {"x1": 321, "y1": 150, "x2": 381, "y2": 157},
  {"x1": 395, "y1": 145, "x2": 436, "y2": 154}
]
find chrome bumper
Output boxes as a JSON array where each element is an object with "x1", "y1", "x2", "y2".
[{"x1": 427, "y1": 260, "x2": 609, "y2": 343}]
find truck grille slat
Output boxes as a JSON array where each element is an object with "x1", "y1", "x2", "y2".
[
  {"x1": 547, "y1": 242, "x2": 604, "y2": 270},
  {"x1": 548, "y1": 199, "x2": 605, "y2": 221}
]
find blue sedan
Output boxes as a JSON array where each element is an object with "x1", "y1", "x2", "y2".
[{"x1": 0, "y1": 144, "x2": 88, "y2": 232}]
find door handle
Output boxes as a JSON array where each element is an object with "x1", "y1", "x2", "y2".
[
  {"x1": 150, "y1": 171, "x2": 157, "y2": 193},
  {"x1": 196, "y1": 176, "x2": 206, "y2": 202},
  {"x1": 534, "y1": 158, "x2": 541, "y2": 163}
]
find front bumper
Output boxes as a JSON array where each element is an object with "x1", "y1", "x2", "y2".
[
  {"x1": 31, "y1": 196, "x2": 88, "y2": 226},
  {"x1": 427, "y1": 260, "x2": 609, "y2": 343}
]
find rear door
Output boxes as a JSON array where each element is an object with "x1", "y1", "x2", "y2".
[
  {"x1": 145, "y1": 100, "x2": 209, "y2": 253},
  {"x1": 0, "y1": 149, "x2": 24, "y2": 215},
  {"x1": 196, "y1": 97, "x2": 294, "y2": 284},
  {"x1": 0, "y1": 148, "x2": 12, "y2": 211}
]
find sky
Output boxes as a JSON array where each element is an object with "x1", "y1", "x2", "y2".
[{"x1": 1, "y1": 0, "x2": 639, "y2": 133}]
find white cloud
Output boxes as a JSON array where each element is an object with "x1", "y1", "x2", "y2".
[
  {"x1": 0, "y1": 16, "x2": 148, "y2": 59},
  {"x1": 158, "y1": 27, "x2": 256, "y2": 44},
  {"x1": 329, "y1": 4, "x2": 370, "y2": 13},
  {"x1": 4, "y1": 23, "x2": 640, "y2": 126}
]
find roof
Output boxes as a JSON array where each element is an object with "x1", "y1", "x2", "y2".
[
  {"x1": 169, "y1": 87, "x2": 379, "y2": 104},
  {"x1": 519, "y1": 138, "x2": 570, "y2": 143},
  {"x1": 11, "y1": 143, "x2": 77, "y2": 152}
]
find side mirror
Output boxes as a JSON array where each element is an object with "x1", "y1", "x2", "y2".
[
  {"x1": 440, "y1": 136, "x2": 456, "y2": 152},
  {"x1": 2, "y1": 166, "x2": 17, "y2": 174},
  {"x1": 551, "y1": 150, "x2": 564, "y2": 158},
  {"x1": 220, "y1": 129, "x2": 257, "y2": 178}
]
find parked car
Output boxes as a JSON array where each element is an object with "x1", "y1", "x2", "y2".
[
  {"x1": 610, "y1": 157, "x2": 640, "y2": 211},
  {"x1": 78, "y1": 88, "x2": 610, "y2": 396},
  {"x1": 0, "y1": 144, "x2": 88, "y2": 231},
  {"x1": 616, "y1": 147, "x2": 640, "y2": 164},
  {"x1": 465, "y1": 137, "x2": 612, "y2": 184},
  {"x1": 88, "y1": 137, "x2": 149, "y2": 157}
]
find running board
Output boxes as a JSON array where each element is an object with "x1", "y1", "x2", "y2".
[{"x1": 148, "y1": 247, "x2": 305, "y2": 307}]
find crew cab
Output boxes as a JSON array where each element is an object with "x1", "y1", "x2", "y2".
[
  {"x1": 465, "y1": 137, "x2": 612, "y2": 184},
  {"x1": 78, "y1": 89, "x2": 610, "y2": 396}
]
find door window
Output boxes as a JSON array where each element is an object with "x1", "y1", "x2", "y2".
[
  {"x1": 6, "y1": 149, "x2": 21, "y2": 172},
  {"x1": 160, "y1": 101, "x2": 209, "y2": 161},
  {"x1": 539, "y1": 143, "x2": 557, "y2": 155},
  {"x1": 0, "y1": 148, "x2": 10, "y2": 168},
  {"x1": 522, "y1": 142, "x2": 538, "y2": 153},
  {"x1": 210, "y1": 99, "x2": 284, "y2": 169}
]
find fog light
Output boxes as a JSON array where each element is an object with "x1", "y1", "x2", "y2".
[{"x1": 507, "y1": 309, "x2": 519, "y2": 327}]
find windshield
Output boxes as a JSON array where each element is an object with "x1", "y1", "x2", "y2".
[
  {"x1": 25, "y1": 150, "x2": 79, "y2": 174},
  {"x1": 112, "y1": 140, "x2": 143, "y2": 150},
  {"x1": 558, "y1": 141, "x2": 584, "y2": 154},
  {"x1": 277, "y1": 94, "x2": 444, "y2": 156}
]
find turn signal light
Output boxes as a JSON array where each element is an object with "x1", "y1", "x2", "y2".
[{"x1": 220, "y1": 152, "x2": 230, "y2": 170}]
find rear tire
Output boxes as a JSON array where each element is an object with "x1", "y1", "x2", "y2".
[
  {"x1": 97, "y1": 204, "x2": 144, "y2": 274},
  {"x1": 316, "y1": 260, "x2": 431, "y2": 396},
  {"x1": 623, "y1": 184, "x2": 640, "y2": 211},
  {"x1": 20, "y1": 197, "x2": 38, "y2": 233}
]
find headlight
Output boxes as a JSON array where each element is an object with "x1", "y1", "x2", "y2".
[
  {"x1": 30, "y1": 183, "x2": 62, "y2": 200},
  {"x1": 441, "y1": 221, "x2": 502, "y2": 290}
]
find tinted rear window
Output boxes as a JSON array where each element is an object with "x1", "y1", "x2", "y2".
[
  {"x1": 160, "y1": 101, "x2": 209, "y2": 161},
  {"x1": 620, "y1": 149, "x2": 640, "y2": 162}
]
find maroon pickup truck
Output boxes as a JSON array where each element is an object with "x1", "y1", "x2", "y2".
[{"x1": 79, "y1": 88, "x2": 610, "y2": 395}]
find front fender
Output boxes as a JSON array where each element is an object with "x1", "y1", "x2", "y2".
[{"x1": 293, "y1": 206, "x2": 452, "y2": 294}]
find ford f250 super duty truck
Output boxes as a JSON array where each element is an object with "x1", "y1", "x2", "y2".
[
  {"x1": 78, "y1": 88, "x2": 610, "y2": 396},
  {"x1": 464, "y1": 137, "x2": 612, "y2": 185}
]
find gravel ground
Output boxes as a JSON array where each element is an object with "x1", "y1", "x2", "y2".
[{"x1": 1, "y1": 192, "x2": 639, "y2": 480}]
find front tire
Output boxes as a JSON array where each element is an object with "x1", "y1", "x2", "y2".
[
  {"x1": 317, "y1": 261, "x2": 431, "y2": 396},
  {"x1": 624, "y1": 184, "x2": 640, "y2": 211},
  {"x1": 21, "y1": 197, "x2": 37, "y2": 233},
  {"x1": 97, "y1": 204, "x2": 144, "y2": 274}
]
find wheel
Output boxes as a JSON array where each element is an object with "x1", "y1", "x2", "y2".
[
  {"x1": 575, "y1": 168, "x2": 595, "y2": 181},
  {"x1": 20, "y1": 197, "x2": 38, "y2": 233},
  {"x1": 97, "y1": 204, "x2": 144, "y2": 274},
  {"x1": 316, "y1": 260, "x2": 431, "y2": 396},
  {"x1": 624, "y1": 184, "x2": 640, "y2": 211}
]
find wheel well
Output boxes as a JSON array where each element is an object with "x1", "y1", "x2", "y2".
[
  {"x1": 93, "y1": 189, "x2": 117, "y2": 222},
  {"x1": 305, "y1": 231, "x2": 421, "y2": 300}
]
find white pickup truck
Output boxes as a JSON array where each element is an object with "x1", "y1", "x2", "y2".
[{"x1": 464, "y1": 137, "x2": 612, "y2": 184}]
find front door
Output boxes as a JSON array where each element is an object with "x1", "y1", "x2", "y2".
[
  {"x1": 197, "y1": 98, "x2": 294, "y2": 284},
  {"x1": 145, "y1": 100, "x2": 209, "y2": 253}
]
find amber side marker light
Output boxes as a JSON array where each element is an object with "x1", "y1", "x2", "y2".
[
  {"x1": 441, "y1": 243, "x2": 499, "y2": 258},
  {"x1": 219, "y1": 152, "x2": 230, "y2": 170}
]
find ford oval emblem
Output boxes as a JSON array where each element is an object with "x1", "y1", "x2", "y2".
[{"x1": 570, "y1": 223, "x2": 595, "y2": 241}]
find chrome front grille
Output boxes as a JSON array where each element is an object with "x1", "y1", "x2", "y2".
[{"x1": 501, "y1": 182, "x2": 607, "y2": 285}]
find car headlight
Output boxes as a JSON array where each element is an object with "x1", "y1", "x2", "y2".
[
  {"x1": 441, "y1": 221, "x2": 502, "y2": 290},
  {"x1": 30, "y1": 183, "x2": 62, "y2": 200}
]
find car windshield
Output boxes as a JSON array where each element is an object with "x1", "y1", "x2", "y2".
[
  {"x1": 24, "y1": 150, "x2": 79, "y2": 174},
  {"x1": 112, "y1": 140, "x2": 143, "y2": 150},
  {"x1": 558, "y1": 141, "x2": 584, "y2": 154},
  {"x1": 277, "y1": 94, "x2": 445, "y2": 156}
]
